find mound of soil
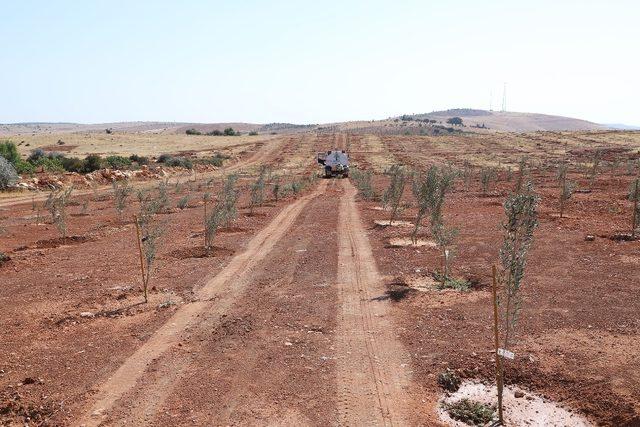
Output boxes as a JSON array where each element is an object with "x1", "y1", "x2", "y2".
[{"x1": 34, "y1": 235, "x2": 91, "y2": 249}]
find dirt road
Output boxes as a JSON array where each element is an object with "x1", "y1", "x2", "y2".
[
  {"x1": 68, "y1": 177, "x2": 427, "y2": 426},
  {"x1": 335, "y1": 180, "x2": 420, "y2": 425}
]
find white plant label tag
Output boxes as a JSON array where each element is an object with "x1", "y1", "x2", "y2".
[{"x1": 498, "y1": 348, "x2": 515, "y2": 360}]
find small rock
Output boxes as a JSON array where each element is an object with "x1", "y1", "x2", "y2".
[
  {"x1": 80, "y1": 312, "x2": 95, "y2": 318},
  {"x1": 585, "y1": 235, "x2": 595, "y2": 241},
  {"x1": 514, "y1": 391, "x2": 525, "y2": 398}
]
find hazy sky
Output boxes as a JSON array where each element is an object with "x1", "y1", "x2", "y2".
[{"x1": 2, "y1": 1, "x2": 638, "y2": 125}]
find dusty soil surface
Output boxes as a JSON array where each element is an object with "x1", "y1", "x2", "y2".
[
  {"x1": 1, "y1": 131, "x2": 639, "y2": 426},
  {"x1": 350, "y1": 132, "x2": 640, "y2": 425}
]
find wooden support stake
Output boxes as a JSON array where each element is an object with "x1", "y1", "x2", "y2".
[
  {"x1": 134, "y1": 215, "x2": 147, "y2": 302},
  {"x1": 492, "y1": 264, "x2": 504, "y2": 425}
]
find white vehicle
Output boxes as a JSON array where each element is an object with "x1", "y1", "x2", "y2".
[{"x1": 317, "y1": 150, "x2": 350, "y2": 178}]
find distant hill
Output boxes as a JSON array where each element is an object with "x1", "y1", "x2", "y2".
[
  {"x1": 605, "y1": 123, "x2": 640, "y2": 130},
  {"x1": 0, "y1": 109, "x2": 618, "y2": 136},
  {"x1": 411, "y1": 109, "x2": 607, "y2": 132}
]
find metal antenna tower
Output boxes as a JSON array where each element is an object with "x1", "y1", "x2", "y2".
[{"x1": 501, "y1": 83, "x2": 507, "y2": 112}]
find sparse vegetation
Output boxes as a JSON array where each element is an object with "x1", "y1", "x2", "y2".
[
  {"x1": 249, "y1": 166, "x2": 269, "y2": 214},
  {"x1": 105, "y1": 155, "x2": 132, "y2": 170},
  {"x1": 480, "y1": 167, "x2": 497, "y2": 195},
  {"x1": 428, "y1": 167, "x2": 457, "y2": 280},
  {"x1": 514, "y1": 157, "x2": 529, "y2": 193},
  {"x1": 157, "y1": 155, "x2": 193, "y2": 169},
  {"x1": 135, "y1": 195, "x2": 164, "y2": 303},
  {"x1": 156, "y1": 179, "x2": 169, "y2": 212},
  {"x1": 491, "y1": 183, "x2": 538, "y2": 424},
  {"x1": 629, "y1": 178, "x2": 640, "y2": 238},
  {"x1": 129, "y1": 154, "x2": 150, "y2": 165},
  {"x1": 410, "y1": 166, "x2": 438, "y2": 243},
  {"x1": 351, "y1": 167, "x2": 376, "y2": 200},
  {"x1": 557, "y1": 163, "x2": 575, "y2": 218},
  {"x1": 589, "y1": 150, "x2": 602, "y2": 189},
  {"x1": 272, "y1": 175, "x2": 281, "y2": 202},
  {"x1": 185, "y1": 128, "x2": 202, "y2": 135},
  {"x1": 382, "y1": 165, "x2": 407, "y2": 225},
  {"x1": 444, "y1": 399, "x2": 495, "y2": 426},
  {"x1": 112, "y1": 180, "x2": 132, "y2": 220},
  {"x1": 45, "y1": 187, "x2": 73, "y2": 238},
  {"x1": 220, "y1": 174, "x2": 239, "y2": 227},
  {"x1": 203, "y1": 196, "x2": 224, "y2": 254},
  {"x1": 177, "y1": 195, "x2": 189, "y2": 210},
  {"x1": 437, "y1": 369, "x2": 461, "y2": 392}
]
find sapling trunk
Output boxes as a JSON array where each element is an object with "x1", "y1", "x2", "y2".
[
  {"x1": 134, "y1": 215, "x2": 147, "y2": 303},
  {"x1": 629, "y1": 179, "x2": 640, "y2": 238},
  {"x1": 203, "y1": 196, "x2": 208, "y2": 249},
  {"x1": 634, "y1": 197, "x2": 638, "y2": 238}
]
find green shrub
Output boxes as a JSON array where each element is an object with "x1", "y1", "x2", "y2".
[
  {"x1": 15, "y1": 159, "x2": 35, "y2": 174},
  {"x1": 60, "y1": 157, "x2": 85, "y2": 173},
  {"x1": 168, "y1": 157, "x2": 193, "y2": 169},
  {"x1": 206, "y1": 129, "x2": 223, "y2": 136},
  {"x1": 185, "y1": 128, "x2": 202, "y2": 135},
  {"x1": 129, "y1": 154, "x2": 149, "y2": 165},
  {"x1": 157, "y1": 155, "x2": 192, "y2": 169},
  {"x1": 0, "y1": 141, "x2": 20, "y2": 165},
  {"x1": 83, "y1": 154, "x2": 102, "y2": 173},
  {"x1": 199, "y1": 153, "x2": 229, "y2": 167},
  {"x1": 32, "y1": 156, "x2": 65, "y2": 173},
  {"x1": 223, "y1": 127, "x2": 236, "y2": 136},
  {"x1": 105, "y1": 155, "x2": 132, "y2": 170},
  {"x1": 27, "y1": 148, "x2": 45, "y2": 163},
  {"x1": 248, "y1": 131, "x2": 258, "y2": 136}
]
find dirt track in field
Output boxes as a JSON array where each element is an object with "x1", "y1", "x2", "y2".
[
  {"x1": 72, "y1": 177, "x2": 432, "y2": 426},
  {"x1": 0, "y1": 135, "x2": 287, "y2": 209},
  {"x1": 77, "y1": 181, "x2": 329, "y2": 426},
  {"x1": 335, "y1": 180, "x2": 425, "y2": 426}
]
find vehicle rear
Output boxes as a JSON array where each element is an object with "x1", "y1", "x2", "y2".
[{"x1": 317, "y1": 150, "x2": 349, "y2": 178}]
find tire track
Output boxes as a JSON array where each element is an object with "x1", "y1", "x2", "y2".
[
  {"x1": 335, "y1": 179, "x2": 416, "y2": 426},
  {"x1": 75, "y1": 180, "x2": 327, "y2": 427}
]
